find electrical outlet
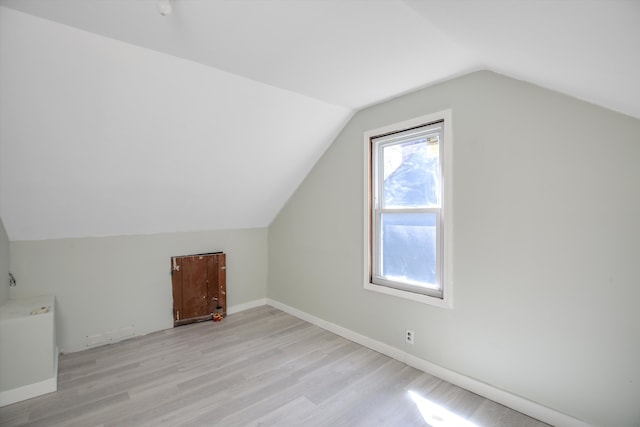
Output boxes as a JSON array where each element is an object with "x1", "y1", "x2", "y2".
[{"x1": 406, "y1": 329, "x2": 415, "y2": 345}]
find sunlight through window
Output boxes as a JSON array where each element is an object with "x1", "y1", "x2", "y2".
[{"x1": 408, "y1": 391, "x2": 479, "y2": 427}]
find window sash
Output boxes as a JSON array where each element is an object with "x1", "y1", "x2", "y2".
[{"x1": 370, "y1": 121, "x2": 444, "y2": 299}]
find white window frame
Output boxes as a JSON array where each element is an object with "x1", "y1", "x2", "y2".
[{"x1": 363, "y1": 110, "x2": 453, "y2": 309}]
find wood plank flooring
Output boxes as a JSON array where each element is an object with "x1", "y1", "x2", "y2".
[{"x1": 0, "y1": 306, "x2": 551, "y2": 426}]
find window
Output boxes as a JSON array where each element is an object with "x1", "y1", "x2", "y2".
[{"x1": 364, "y1": 110, "x2": 452, "y2": 308}]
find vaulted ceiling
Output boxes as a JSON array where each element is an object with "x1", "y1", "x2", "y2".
[{"x1": 1, "y1": 0, "x2": 638, "y2": 241}]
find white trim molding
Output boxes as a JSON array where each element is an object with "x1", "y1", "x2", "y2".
[
  {"x1": 266, "y1": 298, "x2": 591, "y2": 427},
  {"x1": 363, "y1": 109, "x2": 454, "y2": 309},
  {"x1": 227, "y1": 298, "x2": 267, "y2": 315}
]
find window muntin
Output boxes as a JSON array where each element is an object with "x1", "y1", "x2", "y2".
[{"x1": 370, "y1": 121, "x2": 444, "y2": 299}]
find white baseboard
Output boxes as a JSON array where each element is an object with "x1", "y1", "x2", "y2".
[
  {"x1": 266, "y1": 298, "x2": 406, "y2": 361},
  {"x1": 0, "y1": 349, "x2": 58, "y2": 407},
  {"x1": 266, "y1": 298, "x2": 590, "y2": 427},
  {"x1": 227, "y1": 298, "x2": 267, "y2": 315}
]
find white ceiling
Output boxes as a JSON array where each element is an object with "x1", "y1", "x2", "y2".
[{"x1": 1, "y1": 0, "x2": 638, "y2": 241}]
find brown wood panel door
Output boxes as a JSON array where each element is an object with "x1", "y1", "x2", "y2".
[
  {"x1": 218, "y1": 254, "x2": 227, "y2": 316},
  {"x1": 171, "y1": 258, "x2": 183, "y2": 322},
  {"x1": 205, "y1": 253, "x2": 226, "y2": 315},
  {"x1": 180, "y1": 256, "x2": 209, "y2": 319},
  {"x1": 206, "y1": 255, "x2": 218, "y2": 314},
  {"x1": 172, "y1": 252, "x2": 226, "y2": 326}
]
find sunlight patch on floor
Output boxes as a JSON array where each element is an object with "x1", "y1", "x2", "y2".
[{"x1": 409, "y1": 390, "x2": 479, "y2": 427}]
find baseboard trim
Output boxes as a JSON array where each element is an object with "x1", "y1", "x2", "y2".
[
  {"x1": 227, "y1": 298, "x2": 267, "y2": 315},
  {"x1": 267, "y1": 298, "x2": 406, "y2": 362},
  {"x1": 0, "y1": 349, "x2": 58, "y2": 407},
  {"x1": 266, "y1": 298, "x2": 590, "y2": 427}
]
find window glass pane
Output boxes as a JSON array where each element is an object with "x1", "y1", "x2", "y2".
[
  {"x1": 380, "y1": 212, "x2": 437, "y2": 288},
  {"x1": 382, "y1": 134, "x2": 440, "y2": 208}
]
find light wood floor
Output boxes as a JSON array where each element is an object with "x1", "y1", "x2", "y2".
[{"x1": 0, "y1": 306, "x2": 551, "y2": 426}]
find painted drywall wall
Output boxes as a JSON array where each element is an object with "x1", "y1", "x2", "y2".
[
  {"x1": 268, "y1": 71, "x2": 640, "y2": 427},
  {"x1": 10, "y1": 227, "x2": 267, "y2": 352},
  {"x1": 0, "y1": 6, "x2": 351, "y2": 241},
  {"x1": 0, "y1": 216, "x2": 9, "y2": 306}
]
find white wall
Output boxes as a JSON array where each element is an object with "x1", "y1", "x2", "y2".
[
  {"x1": 0, "y1": 6, "x2": 351, "y2": 241},
  {"x1": 0, "y1": 216, "x2": 9, "y2": 306},
  {"x1": 268, "y1": 71, "x2": 640, "y2": 427},
  {"x1": 10, "y1": 227, "x2": 267, "y2": 352}
]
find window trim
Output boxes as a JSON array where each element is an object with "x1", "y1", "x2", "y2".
[{"x1": 363, "y1": 110, "x2": 453, "y2": 309}]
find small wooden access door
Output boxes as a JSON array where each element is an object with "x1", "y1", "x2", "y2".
[{"x1": 171, "y1": 252, "x2": 226, "y2": 326}]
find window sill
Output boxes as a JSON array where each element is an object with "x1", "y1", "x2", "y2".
[{"x1": 364, "y1": 281, "x2": 452, "y2": 309}]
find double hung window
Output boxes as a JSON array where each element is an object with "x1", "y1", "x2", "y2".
[{"x1": 365, "y1": 111, "x2": 452, "y2": 307}]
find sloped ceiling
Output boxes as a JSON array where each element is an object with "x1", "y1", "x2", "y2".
[{"x1": 0, "y1": 0, "x2": 638, "y2": 241}]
